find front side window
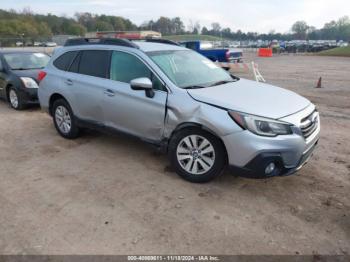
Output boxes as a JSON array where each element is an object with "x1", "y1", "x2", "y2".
[
  {"x1": 110, "y1": 51, "x2": 164, "y2": 91},
  {"x1": 78, "y1": 50, "x2": 110, "y2": 78},
  {"x1": 148, "y1": 50, "x2": 234, "y2": 89},
  {"x1": 4, "y1": 52, "x2": 50, "y2": 70}
]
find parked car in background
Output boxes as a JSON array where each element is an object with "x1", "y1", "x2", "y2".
[
  {"x1": 229, "y1": 41, "x2": 240, "y2": 48},
  {"x1": 337, "y1": 40, "x2": 349, "y2": 47},
  {"x1": 180, "y1": 41, "x2": 243, "y2": 63},
  {"x1": 0, "y1": 51, "x2": 50, "y2": 109},
  {"x1": 34, "y1": 42, "x2": 43, "y2": 47},
  {"x1": 43, "y1": 42, "x2": 57, "y2": 47},
  {"x1": 25, "y1": 42, "x2": 34, "y2": 47},
  {"x1": 38, "y1": 38, "x2": 320, "y2": 183},
  {"x1": 15, "y1": 42, "x2": 23, "y2": 47},
  {"x1": 270, "y1": 40, "x2": 282, "y2": 53}
]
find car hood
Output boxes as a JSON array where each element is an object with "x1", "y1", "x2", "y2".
[
  {"x1": 187, "y1": 78, "x2": 310, "y2": 119},
  {"x1": 12, "y1": 69, "x2": 40, "y2": 81}
]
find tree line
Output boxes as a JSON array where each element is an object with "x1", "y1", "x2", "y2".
[{"x1": 0, "y1": 8, "x2": 349, "y2": 41}]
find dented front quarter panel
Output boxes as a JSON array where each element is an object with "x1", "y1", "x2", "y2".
[{"x1": 163, "y1": 87, "x2": 243, "y2": 139}]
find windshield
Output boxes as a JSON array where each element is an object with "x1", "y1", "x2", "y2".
[
  {"x1": 4, "y1": 53, "x2": 50, "y2": 70},
  {"x1": 147, "y1": 50, "x2": 234, "y2": 88}
]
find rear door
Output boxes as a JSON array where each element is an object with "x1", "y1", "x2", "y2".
[
  {"x1": 65, "y1": 50, "x2": 111, "y2": 123},
  {"x1": 102, "y1": 51, "x2": 167, "y2": 141}
]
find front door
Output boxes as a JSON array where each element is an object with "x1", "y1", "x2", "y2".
[{"x1": 103, "y1": 51, "x2": 167, "y2": 141}]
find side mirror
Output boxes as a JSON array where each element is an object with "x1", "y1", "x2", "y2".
[{"x1": 130, "y1": 77, "x2": 154, "y2": 98}]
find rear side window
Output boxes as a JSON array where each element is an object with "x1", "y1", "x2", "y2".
[
  {"x1": 78, "y1": 50, "x2": 110, "y2": 78},
  {"x1": 53, "y1": 51, "x2": 78, "y2": 71},
  {"x1": 68, "y1": 52, "x2": 80, "y2": 73}
]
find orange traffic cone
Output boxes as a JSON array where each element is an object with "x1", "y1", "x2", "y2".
[{"x1": 316, "y1": 77, "x2": 322, "y2": 88}]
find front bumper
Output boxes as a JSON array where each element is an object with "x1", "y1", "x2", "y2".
[
  {"x1": 228, "y1": 139, "x2": 318, "y2": 178},
  {"x1": 222, "y1": 105, "x2": 320, "y2": 178},
  {"x1": 18, "y1": 88, "x2": 39, "y2": 104}
]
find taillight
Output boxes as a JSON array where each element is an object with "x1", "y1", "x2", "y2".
[
  {"x1": 37, "y1": 71, "x2": 47, "y2": 82},
  {"x1": 225, "y1": 50, "x2": 230, "y2": 61}
]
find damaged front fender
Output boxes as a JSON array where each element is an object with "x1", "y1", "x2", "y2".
[{"x1": 163, "y1": 90, "x2": 243, "y2": 140}]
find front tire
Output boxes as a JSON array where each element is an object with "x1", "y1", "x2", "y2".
[
  {"x1": 168, "y1": 128, "x2": 226, "y2": 183},
  {"x1": 52, "y1": 99, "x2": 80, "y2": 139},
  {"x1": 8, "y1": 88, "x2": 25, "y2": 110}
]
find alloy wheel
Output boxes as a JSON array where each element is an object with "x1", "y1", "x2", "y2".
[
  {"x1": 176, "y1": 135, "x2": 216, "y2": 175},
  {"x1": 55, "y1": 105, "x2": 72, "y2": 134},
  {"x1": 9, "y1": 89, "x2": 19, "y2": 108}
]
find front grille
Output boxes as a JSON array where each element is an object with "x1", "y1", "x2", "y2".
[{"x1": 300, "y1": 110, "x2": 319, "y2": 139}]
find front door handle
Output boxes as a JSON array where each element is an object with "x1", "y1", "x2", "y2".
[
  {"x1": 104, "y1": 89, "x2": 115, "y2": 97},
  {"x1": 65, "y1": 79, "x2": 73, "y2": 85}
]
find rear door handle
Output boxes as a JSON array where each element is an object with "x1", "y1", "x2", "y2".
[
  {"x1": 65, "y1": 79, "x2": 73, "y2": 85},
  {"x1": 104, "y1": 89, "x2": 115, "y2": 97}
]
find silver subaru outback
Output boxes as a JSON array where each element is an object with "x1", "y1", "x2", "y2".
[{"x1": 38, "y1": 38, "x2": 320, "y2": 183}]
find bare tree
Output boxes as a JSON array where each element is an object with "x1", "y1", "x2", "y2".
[
  {"x1": 291, "y1": 21, "x2": 309, "y2": 39},
  {"x1": 194, "y1": 21, "x2": 201, "y2": 34},
  {"x1": 211, "y1": 22, "x2": 221, "y2": 35}
]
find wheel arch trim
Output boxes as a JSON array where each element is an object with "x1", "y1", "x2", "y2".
[
  {"x1": 49, "y1": 93, "x2": 69, "y2": 116},
  {"x1": 165, "y1": 122, "x2": 228, "y2": 163}
]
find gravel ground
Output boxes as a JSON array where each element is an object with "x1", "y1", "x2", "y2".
[{"x1": 0, "y1": 51, "x2": 349, "y2": 255}]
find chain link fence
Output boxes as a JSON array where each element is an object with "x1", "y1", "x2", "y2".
[{"x1": 0, "y1": 37, "x2": 52, "y2": 48}]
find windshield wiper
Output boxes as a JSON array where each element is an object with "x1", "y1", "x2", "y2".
[
  {"x1": 208, "y1": 80, "x2": 234, "y2": 87},
  {"x1": 182, "y1": 85, "x2": 207, "y2": 89},
  {"x1": 12, "y1": 67, "x2": 44, "y2": 70}
]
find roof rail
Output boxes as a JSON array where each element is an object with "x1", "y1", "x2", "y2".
[
  {"x1": 64, "y1": 38, "x2": 139, "y2": 48},
  {"x1": 143, "y1": 38, "x2": 180, "y2": 46}
]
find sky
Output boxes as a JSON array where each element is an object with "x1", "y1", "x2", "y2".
[{"x1": 1, "y1": 0, "x2": 350, "y2": 33}]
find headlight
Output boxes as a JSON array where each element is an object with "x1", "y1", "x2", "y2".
[
  {"x1": 20, "y1": 77, "x2": 39, "y2": 88},
  {"x1": 228, "y1": 111, "x2": 293, "y2": 137}
]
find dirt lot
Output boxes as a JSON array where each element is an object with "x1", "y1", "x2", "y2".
[{"x1": 0, "y1": 52, "x2": 349, "y2": 255}]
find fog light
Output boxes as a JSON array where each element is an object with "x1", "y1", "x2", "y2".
[{"x1": 265, "y1": 162, "x2": 276, "y2": 174}]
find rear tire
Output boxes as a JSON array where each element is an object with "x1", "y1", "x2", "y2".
[
  {"x1": 52, "y1": 99, "x2": 80, "y2": 139},
  {"x1": 168, "y1": 127, "x2": 226, "y2": 183}
]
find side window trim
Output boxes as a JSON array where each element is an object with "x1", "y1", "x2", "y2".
[
  {"x1": 67, "y1": 51, "x2": 81, "y2": 73},
  {"x1": 106, "y1": 50, "x2": 113, "y2": 79},
  {"x1": 110, "y1": 50, "x2": 168, "y2": 93}
]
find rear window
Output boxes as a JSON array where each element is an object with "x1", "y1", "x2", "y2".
[
  {"x1": 78, "y1": 50, "x2": 110, "y2": 78},
  {"x1": 53, "y1": 51, "x2": 78, "y2": 71}
]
